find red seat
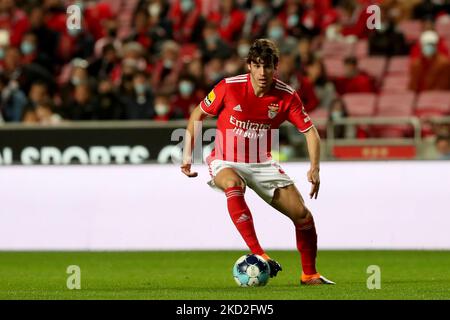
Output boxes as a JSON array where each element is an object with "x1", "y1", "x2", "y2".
[
  {"x1": 321, "y1": 40, "x2": 354, "y2": 58},
  {"x1": 398, "y1": 20, "x2": 423, "y2": 43},
  {"x1": 372, "y1": 92, "x2": 416, "y2": 137},
  {"x1": 354, "y1": 40, "x2": 368, "y2": 58},
  {"x1": 308, "y1": 108, "x2": 329, "y2": 134},
  {"x1": 377, "y1": 92, "x2": 415, "y2": 116},
  {"x1": 359, "y1": 56, "x2": 387, "y2": 83},
  {"x1": 342, "y1": 93, "x2": 377, "y2": 117},
  {"x1": 381, "y1": 75, "x2": 410, "y2": 93},
  {"x1": 415, "y1": 91, "x2": 450, "y2": 117},
  {"x1": 387, "y1": 56, "x2": 410, "y2": 75},
  {"x1": 324, "y1": 58, "x2": 345, "y2": 78},
  {"x1": 436, "y1": 15, "x2": 450, "y2": 39}
]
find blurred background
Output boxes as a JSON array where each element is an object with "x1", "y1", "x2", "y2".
[{"x1": 0, "y1": 0, "x2": 449, "y2": 164}]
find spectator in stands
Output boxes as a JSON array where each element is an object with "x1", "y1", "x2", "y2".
[
  {"x1": 26, "y1": 81, "x2": 50, "y2": 111},
  {"x1": 305, "y1": 56, "x2": 337, "y2": 110},
  {"x1": 0, "y1": 73, "x2": 27, "y2": 122},
  {"x1": 435, "y1": 134, "x2": 450, "y2": 160},
  {"x1": 62, "y1": 83, "x2": 96, "y2": 120},
  {"x1": 127, "y1": 8, "x2": 152, "y2": 50},
  {"x1": 168, "y1": 0, "x2": 204, "y2": 44},
  {"x1": 409, "y1": 18, "x2": 449, "y2": 59},
  {"x1": 146, "y1": 0, "x2": 173, "y2": 55},
  {"x1": 209, "y1": 0, "x2": 246, "y2": 44},
  {"x1": 223, "y1": 42, "x2": 248, "y2": 77},
  {"x1": 59, "y1": 58, "x2": 95, "y2": 106},
  {"x1": 204, "y1": 57, "x2": 225, "y2": 90},
  {"x1": 151, "y1": 40, "x2": 183, "y2": 94},
  {"x1": 20, "y1": 31, "x2": 52, "y2": 73},
  {"x1": 296, "y1": 37, "x2": 313, "y2": 74},
  {"x1": 328, "y1": 98, "x2": 351, "y2": 139},
  {"x1": 266, "y1": 17, "x2": 298, "y2": 54},
  {"x1": 27, "y1": 6, "x2": 58, "y2": 65},
  {"x1": 199, "y1": 22, "x2": 232, "y2": 63},
  {"x1": 409, "y1": 31, "x2": 450, "y2": 92},
  {"x1": 368, "y1": 16, "x2": 408, "y2": 56},
  {"x1": 122, "y1": 71, "x2": 155, "y2": 120},
  {"x1": 277, "y1": 52, "x2": 318, "y2": 112},
  {"x1": 336, "y1": 0, "x2": 372, "y2": 40},
  {"x1": 94, "y1": 77, "x2": 123, "y2": 120},
  {"x1": 88, "y1": 43, "x2": 118, "y2": 80},
  {"x1": 171, "y1": 75, "x2": 201, "y2": 119},
  {"x1": 22, "y1": 98, "x2": 62, "y2": 125},
  {"x1": 242, "y1": 0, "x2": 273, "y2": 39},
  {"x1": 0, "y1": 0, "x2": 29, "y2": 47},
  {"x1": 185, "y1": 56, "x2": 206, "y2": 91},
  {"x1": 3, "y1": 46, "x2": 54, "y2": 95},
  {"x1": 334, "y1": 56, "x2": 376, "y2": 95},
  {"x1": 153, "y1": 94, "x2": 172, "y2": 121}
]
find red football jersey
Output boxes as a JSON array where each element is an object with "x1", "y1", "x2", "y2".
[{"x1": 200, "y1": 73, "x2": 314, "y2": 163}]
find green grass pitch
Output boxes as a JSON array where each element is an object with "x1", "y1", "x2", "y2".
[{"x1": 0, "y1": 250, "x2": 449, "y2": 300}]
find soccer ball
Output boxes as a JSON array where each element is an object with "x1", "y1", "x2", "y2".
[{"x1": 232, "y1": 254, "x2": 270, "y2": 287}]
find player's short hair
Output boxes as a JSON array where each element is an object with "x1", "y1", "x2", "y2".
[{"x1": 246, "y1": 39, "x2": 280, "y2": 67}]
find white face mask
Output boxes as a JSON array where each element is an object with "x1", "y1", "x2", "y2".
[
  {"x1": 422, "y1": 43, "x2": 437, "y2": 57},
  {"x1": 155, "y1": 104, "x2": 169, "y2": 116},
  {"x1": 148, "y1": 3, "x2": 161, "y2": 17}
]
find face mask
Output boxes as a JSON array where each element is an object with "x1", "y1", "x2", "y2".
[
  {"x1": 68, "y1": 27, "x2": 81, "y2": 37},
  {"x1": 206, "y1": 34, "x2": 218, "y2": 45},
  {"x1": 422, "y1": 44, "x2": 436, "y2": 57},
  {"x1": 180, "y1": 0, "x2": 194, "y2": 13},
  {"x1": 237, "y1": 44, "x2": 250, "y2": 58},
  {"x1": 155, "y1": 103, "x2": 169, "y2": 116},
  {"x1": 20, "y1": 42, "x2": 35, "y2": 55},
  {"x1": 134, "y1": 83, "x2": 146, "y2": 94},
  {"x1": 71, "y1": 76, "x2": 82, "y2": 86},
  {"x1": 179, "y1": 81, "x2": 194, "y2": 96},
  {"x1": 331, "y1": 110, "x2": 343, "y2": 120},
  {"x1": 163, "y1": 59, "x2": 174, "y2": 69},
  {"x1": 268, "y1": 26, "x2": 284, "y2": 41},
  {"x1": 287, "y1": 14, "x2": 299, "y2": 28},
  {"x1": 253, "y1": 5, "x2": 265, "y2": 15},
  {"x1": 148, "y1": 3, "x2": 161, "y2": 17}
]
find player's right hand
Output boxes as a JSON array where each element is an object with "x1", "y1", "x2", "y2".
[{"x1": 181, "y1": 163, "x2": 198, "y2": 178}]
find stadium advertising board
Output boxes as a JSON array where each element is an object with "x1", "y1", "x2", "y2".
[{"x1": 0, "y1": 124, "x2": 214, "y2": 165}]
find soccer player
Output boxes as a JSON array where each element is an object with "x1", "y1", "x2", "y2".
[{"x1": 181, "y1": 39, "x2": 335, "y2": 285}]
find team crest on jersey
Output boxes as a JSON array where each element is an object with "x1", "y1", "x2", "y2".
[
  {"x1": 268, "y1": 103, "x2": 279, "y2": 119},
  {"x1": 204, "y1": 90, "x2": 216, "y2": 107}
]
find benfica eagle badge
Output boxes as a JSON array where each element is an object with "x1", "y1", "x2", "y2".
[{"x1": 268, "y1": 103, "x2": 279, "y2": 119}]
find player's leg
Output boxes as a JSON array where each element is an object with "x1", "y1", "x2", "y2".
[
  {"x1": 271, "y1": 184, "x2": 335, "y2": 285},
  {"x1": 214, "y1": 168, "x2": 267, "y2": 258}
]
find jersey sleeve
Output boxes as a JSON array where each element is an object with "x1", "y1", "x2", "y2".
[
  {"x1": 286, "y1": 92, "x2": 314, "y2": 133},
  {"x1": 199, "y1": 79, "x2": 226, "y2": 116}
]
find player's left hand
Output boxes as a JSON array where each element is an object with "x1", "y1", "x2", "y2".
[{"x1": 307, "y1": 167, "x2": 320, "y2": 199}]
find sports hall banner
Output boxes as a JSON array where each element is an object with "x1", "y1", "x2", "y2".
[{"x1": 0, "y1": 122, "x2": 216, "y2": 165}]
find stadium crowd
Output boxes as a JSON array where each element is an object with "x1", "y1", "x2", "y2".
[{"x1": 0, "y1": 0, "x2": 449, "y2": 143}]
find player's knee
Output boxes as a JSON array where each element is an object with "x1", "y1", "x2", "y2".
[
  {"x1": 222, "y1": 179, "x2": 245, "y2": 190},
  {"x1": 292, "y1": 207, "x2": 312, "y2": 225}
]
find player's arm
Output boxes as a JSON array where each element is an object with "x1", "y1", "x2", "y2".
[
  {"x1": 181, "y1": 80, "x2": 225, "y2": 178},
  {"x1": 181, "y1": 105, "x2": 209, "y2": 177},
  {"x1": 303, "y1": 126, "x2": 321, "y2": 199},
  {"x1": 286, "y1": 92, "x2": 321, "y2": 199}
]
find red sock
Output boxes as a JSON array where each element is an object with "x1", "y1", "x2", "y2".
[
  {"x1": 225, "y1": 186, "x2": 265, "y2": 256},
  {"x1": 295, "y1": 217, "x2": 318, "y2": 275}
]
